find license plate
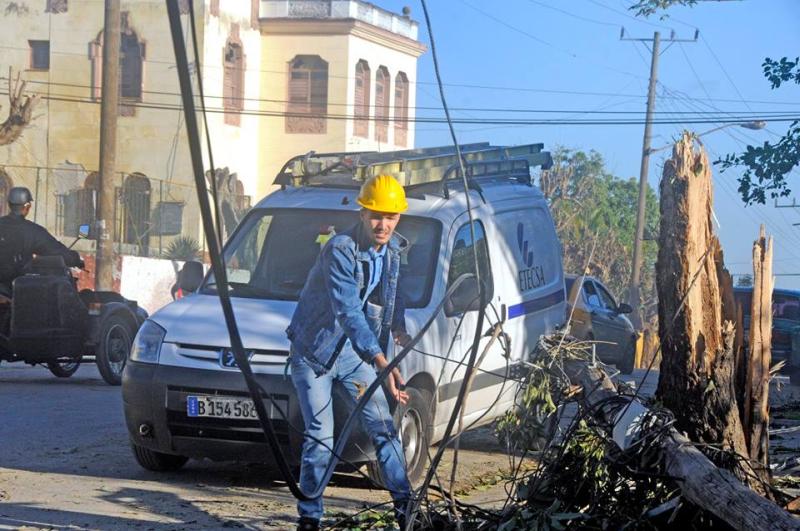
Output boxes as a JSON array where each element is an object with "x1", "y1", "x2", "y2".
[{"x1": 186, "y1": 395, "x2": 259, "y2": 419}]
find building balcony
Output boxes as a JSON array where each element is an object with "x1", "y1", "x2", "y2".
[{"x1": 260, "y1": 0, "x2": 418, "y2": 40}]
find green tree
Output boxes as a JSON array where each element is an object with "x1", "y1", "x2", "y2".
[
  {"x1": 630, "y1": 0, "x2": 800, "y2": 205},
  {"x1": 736, "y1": 273, "x2": 753, "y2": 288},
  {"x1": 539, "y1": 148, "x2": 659, "y2": 319}
]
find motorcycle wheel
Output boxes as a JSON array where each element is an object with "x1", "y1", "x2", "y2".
[
  {"x1": 47, "y1": 358, "x2": 81, "y2": 378},
  {"x1": 96, "y1": 314, "x2": 135, "y2": 386}
]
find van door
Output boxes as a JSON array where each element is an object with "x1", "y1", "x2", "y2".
[
  {"x1": 492, "y1": 205, "x2": 566, "y2": 352},
  {"x1": 437, "y1": 217, "x2": 508, "y2": 424}
]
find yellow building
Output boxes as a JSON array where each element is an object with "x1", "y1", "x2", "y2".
[
  {"x1": 258, "y1": 0, "x2": 425, "y2": 199},
  {"x1": 0, "y1": 0, "x2": 424, "y2": 256}
]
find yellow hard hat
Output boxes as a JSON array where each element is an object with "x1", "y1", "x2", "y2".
[{"x1": 357, "y1": 175, "x2": 408, "y2": 213}]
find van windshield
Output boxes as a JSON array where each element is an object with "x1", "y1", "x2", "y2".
[{"x1": 202, "y1": 208, "x2": 441, "y2": 308}]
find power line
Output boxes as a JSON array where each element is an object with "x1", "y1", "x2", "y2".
[
  {"x1": 699, "y1": 35, "x2": 752, "y2": 112},
  {"x1": 6, "y1": 75, "x2": 796, "y2": 115},
  {"x1": 459, "y1": 0, "x2": 654, "y2": 81},
  {"x1": 587, "y1": 0, "x2": 674, "y2": 30},
  {"x1": 7, "y1": 88, "x2": 798, "y2": 125},
  {"x1": 526, "y1": 0, "x2": 620, "y2": 27},
  {"x1": 0, "y1": 77, "x2": 787, "y2": 117},
  {"x1": 659, "y1": 88, "x2": 800, "y2": 257}
]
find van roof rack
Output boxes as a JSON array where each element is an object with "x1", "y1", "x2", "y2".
[{"x1": 273, "y1": 143, "x2": 553, "y2": 197}]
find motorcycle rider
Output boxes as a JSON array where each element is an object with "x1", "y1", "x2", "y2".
[{"x1": 0, "y1": 187, "x2": 84, "y2": 297}]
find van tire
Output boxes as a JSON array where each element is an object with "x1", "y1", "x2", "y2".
[
  {"x1": 618, "y1": 342, "x2": 636, "y2": 375},
  {"x1": 366, "y1": 387, "x2": 432, "y2": 488},
  {"x1": 96, "y1": 314, "x2": 135, "y2": 386},
  {"x1": 131, "y1": 443, "x2": 188, "y2": 472}
]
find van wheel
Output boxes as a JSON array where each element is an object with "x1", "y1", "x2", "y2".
[
  {"x1": 131, "y1": 443, "x2": 188, "y2": 472},
  {"x1": 367, "y1": 387, "x2": 432, "y2": 488},
  {"x1": 618, "y1": 342, "x2": 636, "y2": 375},
  {"x1": 96, "y1": 314, "x2": 135, "y2": 386},
  {"x1": 47, "y1": 357, "x2": 81, "y2": 378}
]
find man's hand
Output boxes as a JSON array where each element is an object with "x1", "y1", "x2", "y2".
[{"x1": 373, "y1": 353, "x2": 409, "y2": 405}]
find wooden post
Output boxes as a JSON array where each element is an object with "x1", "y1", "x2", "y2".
[
  {"x1": 655, "y1": 133, "x2": 750, "y2": 465},
  {"x1": 96, "y1": 0, "x2": 121, "y2": 291},
  {"x1": 744, "y1": 225, "x2": 773, "y2": 473}
]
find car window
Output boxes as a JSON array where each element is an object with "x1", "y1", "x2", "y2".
[
  {"x1": 447, "y1": 220, "x2": 493, "y2": 300},
  {"x1": 228, "y1": 214, "x2": 272, "y2": 284},
  {"x1": 595, "y1": 282, "x2": 618, "y2": 311},
  {"x1": 204, "y1": 208, "x2": 441, "y2": 308},
  {"x1": 774, "y1": 294, "x2": 800, "y2": 322},
  {"x1": 583, "y1": 280, "x2": 602, "y2": 308}
]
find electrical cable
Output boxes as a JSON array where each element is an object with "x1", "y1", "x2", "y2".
[
  {"x1": 8, "y1": 75, "x2": 800, "y2": 113},
  {"x1": 525, "y1": 0, "x2": 620, "y2": 27},
  {"x1": 8, "y1": 88, "x2": 800, "y2": 125},
  {"x1": 165, "y1": 10, "x2": 494, "y2": 506},
  {"x1": 187, "y1": 2, "x2": 223, "y2": 248},
  {"x1": 166, "y1": 0, "x2": 308, "y2": 501},
  {"x1": 658, "y1": 84, "x2": 800, "y2": 255},
  {"x1": 410, "y1": 5, "x2": 489, "y2": 527},
  {"x1": 457, "y1": 0, "x2": 649, "y2": 81}
]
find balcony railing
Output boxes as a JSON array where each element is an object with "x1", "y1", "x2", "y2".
[{"x1": 260, "y1": 0, "x2": 418, "y2": 39}]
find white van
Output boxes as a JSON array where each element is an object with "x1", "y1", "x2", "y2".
[{"x1": 122, "y1": 143, "x2": 566, "y2": 484}]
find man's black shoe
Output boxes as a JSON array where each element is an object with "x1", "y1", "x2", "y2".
[{"x1": 297, "y1": 517, "x2": 319, "y2": 531}]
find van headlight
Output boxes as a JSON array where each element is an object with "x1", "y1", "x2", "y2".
[{"x1": 130, "y1": 320, "x2": 166, "y2": 364}]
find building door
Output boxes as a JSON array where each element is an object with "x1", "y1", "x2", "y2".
[{"x1": 122, "y1": 173, "x2": 151, "y2": 253}]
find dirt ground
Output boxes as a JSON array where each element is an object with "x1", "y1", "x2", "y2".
[{"x1": 0, "y1": 364, "x2": 516, "y2": 530}]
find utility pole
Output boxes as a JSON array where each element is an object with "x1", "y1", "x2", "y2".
[
  {"x1": 623, "y1": 28, "x2": 698, "y2": 329},
  {"x1": 96, "y1": 0, "x2": 121, "y2": 291}
]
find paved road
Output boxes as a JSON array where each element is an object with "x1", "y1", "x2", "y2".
[{"x1": 0, "y1": 363, "x2": 512, "y2": 530}]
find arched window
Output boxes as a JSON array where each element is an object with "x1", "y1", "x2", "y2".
[
  {"x1": 121, "y1": 173, "x2": 151, "y2": 251},
  {"x1": 354, "y1": 60, "x2": 370, "y2": 138},
  {"x1": 89, "y1": 13, "x2": 145, "y2": 114},
  {"x1": 287, "y1": 55, "x2": 328, "y2": 134},
  {"x1": 223, "y1": 29, "x2": 245, "y2": 127},
  {"x1": 0, "y1": 169, "x2": 13, "y2": 217},
  {"x1": 394, "y1": 72, "x2": 409, "y2": 147},
  {"x1": 374, "y1": 66, "x2": 390, "y2": 143},
  {"x1": 120, "y1": 31, "x2": 143, "y2": 100}
]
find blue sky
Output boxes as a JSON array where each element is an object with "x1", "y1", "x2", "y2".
[{"x1": 379, "y1": 0, "x2": 800, "y2": 289}]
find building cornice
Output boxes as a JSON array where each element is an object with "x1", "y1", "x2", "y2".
[{"x1": 259, "y1": 18, "x2": 427, "y2": 58}]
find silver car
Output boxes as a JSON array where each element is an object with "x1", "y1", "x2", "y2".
[{"x1": 564, "y1": 275, "x2": 637, "y2": 374}]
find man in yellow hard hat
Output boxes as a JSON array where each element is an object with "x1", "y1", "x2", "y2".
[{"x1": 286, "y1": 175, "x2": 412, "y2": 531}]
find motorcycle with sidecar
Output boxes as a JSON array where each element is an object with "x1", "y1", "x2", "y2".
[{"x1": 0, "y1": 225, "x2": 147, "y2": 384}]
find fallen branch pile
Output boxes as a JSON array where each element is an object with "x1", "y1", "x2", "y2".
[{"x1": 386, "y1": 334, "x2": 800, "y2": 530}]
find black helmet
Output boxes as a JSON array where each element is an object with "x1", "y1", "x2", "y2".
[{"x1": 8, "y1": 187, "x2": 33, "y2": 205}]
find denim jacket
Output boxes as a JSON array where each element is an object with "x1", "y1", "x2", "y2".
[{"x1": 286, "y1": 224, "x2": 408, "y2": 375}]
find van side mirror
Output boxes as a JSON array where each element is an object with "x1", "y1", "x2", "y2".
[
  {"x1": 78, "y1": 224, "x2": 90, "y2": 239},
  {"x1": 616, "y1": 302, "x2": 633, "y2": 315},
  {"x1": 178, "y1": 261, "x2": 204, "y2": 293},
  {"x1": 445, "y1": 276, "x2": 482, "y2": 317}
]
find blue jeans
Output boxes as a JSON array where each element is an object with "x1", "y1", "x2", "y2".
[{"x1": 290, "y1": 345, "x2": 411, "y2": 521}]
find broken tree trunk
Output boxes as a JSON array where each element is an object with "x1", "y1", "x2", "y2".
[
  {"x1": 744, "y1": 225, "x2": 773, "y2": 473},
  {"x1": 564, "y1": 361, "x2": 799, "y2": 531},
  {"x1": 655, "y1": 134, "x2": 751, "y2": 467}
]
